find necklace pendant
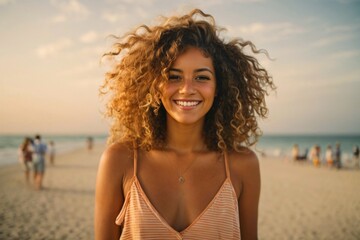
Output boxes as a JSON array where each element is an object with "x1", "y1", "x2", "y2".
[{"x1": 178, "y1": 176, "x2": 185, "y2": 184}]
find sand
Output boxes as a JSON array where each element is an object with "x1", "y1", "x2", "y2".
[
  {"x1": 0, "y1": 144, "x2": 104, "y2": 240},
  {"x1": 1, "y1": 146, "x2": 360, "y2": 240},
  {"x1": 259, "y1": 158, "x2": 360, "y2": 240}
]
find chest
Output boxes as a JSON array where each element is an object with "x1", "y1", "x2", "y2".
[{"x1": 123, "y1": 151, "x2": 240, "y2": 232}]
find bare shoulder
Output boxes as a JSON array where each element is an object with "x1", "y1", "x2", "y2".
[
  {"x1": 227, "y1": 147, "x2": 260, "y2": 197},
  {"x1": 95, "y1": 142, "x2": 133, "y2": 239},
  {"x1": 96, "y1": 142, "x2": 134, "y2": 204},
  {"x1": 98, "y1": 142, "x2": 134, "y2": 179},
  {"x1": 100, "y1": 142, "x2": 133, "y2": 166},
  {"x1": 228, "y1": 147, "x2": 259, "y2": 172}
]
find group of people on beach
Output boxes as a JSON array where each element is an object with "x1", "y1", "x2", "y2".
[
  {"x1": 291, "y1": 143, "x2": 360, "y2": 169},
  {"x1": 18, "y1": 135, "x2": 55, "y2": 190}
]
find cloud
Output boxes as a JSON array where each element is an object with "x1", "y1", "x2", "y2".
[
  {"x1": 235, "y1": 22, "x2": 304, "y2": 36},
  {"x1": 309, "y1": 23, "x2": 358, "y2": 48},
  {"x1": 311, "y1": 34, "x2": 352, "y2": 48},
  {"x1": 36, "y1": 39, "x2": 73, "y2": 58},
  {"x1": 80, "y1": 45, "x2": 105, "y2": 56},
  {"x1": 101, "y1": 6, "x2": 150, "y2": 24},
  {"x1": 330, "y1": 50, "x2": 360, "y2": 60},
  {"x1": 227, "y1": 22, "x2": 305, "y2": 43},
  {"x1": 324, "y1": 25, "x2": 355, "y2": 34},
  {"x1": 51, "y1": 0, "x2": 90, "y2": 22},
  {"x1": 116, "y1": 0, "x2": 155, "y2": 5},
  {"x1": 186, "y1": 0, "x2": 265, "y2": 8},
  {"x1": 58, "y1": 0, "x2": 89, "y2": 15},
  {"x1": 60, "y1": 60, "x2": 100, "y2": 77},
  {"x1": 52, "y1": 14, "x2": 67, "y2": 23},
  {"x1": 80, "y1": 31, "x2": 98, "y2": 43},
  {"x1": 102, "y1": 12, "x2": 119, "y2": 23}
]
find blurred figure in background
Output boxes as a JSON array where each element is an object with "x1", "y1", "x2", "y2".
[
  {"x1": 353, "y1": 145, "x2": 359, "y2": 168},
  {"x1": 325, "y1": 145, "x2": 333, "y2": 168},
  {"x1": 87, "y1": 136, "x2": 93, "y2": 151},
  {"x1": 333, "y1": 142, "x2": 341, "y2": 169},
  {"x1": 310, "y1": 144, "x2": 321, "y2": 167},
  {"x1": 18, "y1": 137, "x2": 33, "y2": 184},
  {"x1": 33, "y1": 135, "x2": 47, "y2": 190},
  {"x1": 48, "y1": 140, "x2": 55, "y2": 165},
  {"x1": 292, "y1": 144, "x2": 299, "y2": 161},
  {"x1": 296, "y1": 148, "x2": 308, "y2": 161}
]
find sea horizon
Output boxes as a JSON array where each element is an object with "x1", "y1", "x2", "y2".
[{"x1": 0, "y1": 133, "x2": 359, "y2": 167}]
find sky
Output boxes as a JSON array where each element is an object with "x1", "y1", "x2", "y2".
[{"x1": 0, "y1": 0, "x2": 359, "y2": 135}]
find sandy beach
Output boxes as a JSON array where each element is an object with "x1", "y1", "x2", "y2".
[
  {"x1": 0, "y1": 144, "x2": 104, "y2": 240},
  {"x1": 1, "y1": 146, "x2": 360, "y2": 240},
  {"x1": 259, "y1": 157, "x2": 360, "y2": 240}
]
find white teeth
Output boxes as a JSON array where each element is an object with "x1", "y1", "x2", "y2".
[{"x1": 175, "y1": 101, "x2": 200, "y2": 107}]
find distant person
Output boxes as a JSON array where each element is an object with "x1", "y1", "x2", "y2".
[
  {"x1": 291, "y1": 144, "x2": 299, "y2": 161},
  {"x1": 87, "y1": 136, "x2": 94, "y2": 151},
  {"x1": 325, "y1": 145, "x2": 333, "y2": 168},
  {"x1": 33, "y1": 135, "x2": 47, "y2": 190},
  {"x1": 333, "y1": 142, "x2": 341, "y2": 169},
  {"x1": 48, "y1": 140, "x2": 55, "y2": 165},
  {"x1": 353, "y1": 145, "x2": 359, "y2": 168},
  {"x1": 310, "y1": 144, "x2": 321, "y2": 167},
  {"x1": 296, "y1": 148, "x2": 308, "y2": 161},
  {"x1": 18, "y1": 137, "x2": 33, "y2": 184}
]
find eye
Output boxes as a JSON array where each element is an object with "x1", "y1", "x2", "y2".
[
  {"x1": 195, "y1": 75, "x2": 211, "y2": 81},
  {"x1": 168, "y1": 74, "x2": 181, "y2": 82}
]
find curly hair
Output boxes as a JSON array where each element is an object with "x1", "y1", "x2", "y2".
[{"x1": 101, "y1": 8, "x2": 275, "y2": 152}]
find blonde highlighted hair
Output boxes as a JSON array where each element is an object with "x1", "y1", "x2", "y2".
[{"x1": 101, "y1": 9, "x2": 275, "y2": 152}]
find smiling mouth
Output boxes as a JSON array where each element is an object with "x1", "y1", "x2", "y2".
[{"x1": 174, "y1": 100, "x2": 201, "y2": 107}]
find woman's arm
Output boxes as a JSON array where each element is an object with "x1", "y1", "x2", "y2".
[
  {"x1": 95, "y1": 144, "x2": 130, "y2": 240},
  {"x1": 232, "y1": 150, "x2": 261, "y2": 240}
]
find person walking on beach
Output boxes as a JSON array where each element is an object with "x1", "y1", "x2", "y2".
[
  {"x1": 353, "y1": 145, "x2": 359, "y2": 168},
  {"x1": 314, "y1": 145, "x2": 321, "y2": 167},
  {"x1": 334, "y1": 142, "x2": 341, "y2": 169},
  {"x1": 18, "y1": 137, "x2": 33, "y2": 184},
  {"x1": 292, "y1": 144, "x2": 299, "y2": 161},
  {"x1": 325, "y1": 145, "x2": 333, "y2": 168},
  {"x1": 87, "y1": 136, "x2": 94, "y2": 151},
  {"x1": 48, "y1": 140, "x2": 55, "y2": 165},
  {"x1": 33, "y1": 135, "x2": 47, "y2": 190},
  {"x1": 95, "y1": 9, "x2": 275, "y2": 239},
  {"x1": 309, "y1": 144, "x2": 321, "y2": 167}
]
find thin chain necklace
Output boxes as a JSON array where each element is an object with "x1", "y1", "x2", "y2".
[{"x1": 175, "y1": 155, "x2": 199, "y2": 184}]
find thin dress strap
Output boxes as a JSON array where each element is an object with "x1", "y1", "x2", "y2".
[
  {"x1": 224, "y1": 151, "x2": 231, "y2": 179},
  {"x1": 133, "y1": 148, "x2": 138, "y2": 177}
]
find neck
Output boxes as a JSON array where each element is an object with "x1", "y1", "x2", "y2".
[{"x1": 165, "y1": 118, "x2": 206, "y2": 154}]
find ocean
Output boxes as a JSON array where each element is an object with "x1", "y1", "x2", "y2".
[
  {"x1": 0, "y1": 134, "x2": 359, "y2": 167},
  {"x1": 255, "y1": 134, "x2": 360, "y2": 161},
  {"x1": 0, "y1": 134, "x2": 107, "y2": 166}
]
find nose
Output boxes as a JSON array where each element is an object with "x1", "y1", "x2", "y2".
[{"x1": 179, "y1": 78, "x2": 195, "y2": 95}]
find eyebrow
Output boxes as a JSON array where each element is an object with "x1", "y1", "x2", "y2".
[{"x1": 169, "y1": 68, "x2": 214, "y2": 75}]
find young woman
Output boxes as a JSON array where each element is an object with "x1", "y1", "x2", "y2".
[
  {"x1": 18, "y1": 137, "x2": 33, "y2": 184},
  {"x1": 95, "y1": 9, "x2": 274, "y2": 240}
]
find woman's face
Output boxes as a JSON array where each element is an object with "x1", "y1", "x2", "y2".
[{"x1": 161, "y1": 47, "x2": 216, "y2": 126}]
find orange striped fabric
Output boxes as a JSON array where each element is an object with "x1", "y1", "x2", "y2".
[{"x1": 115, "y1": 152, "x2": 241, "y2": 240}]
